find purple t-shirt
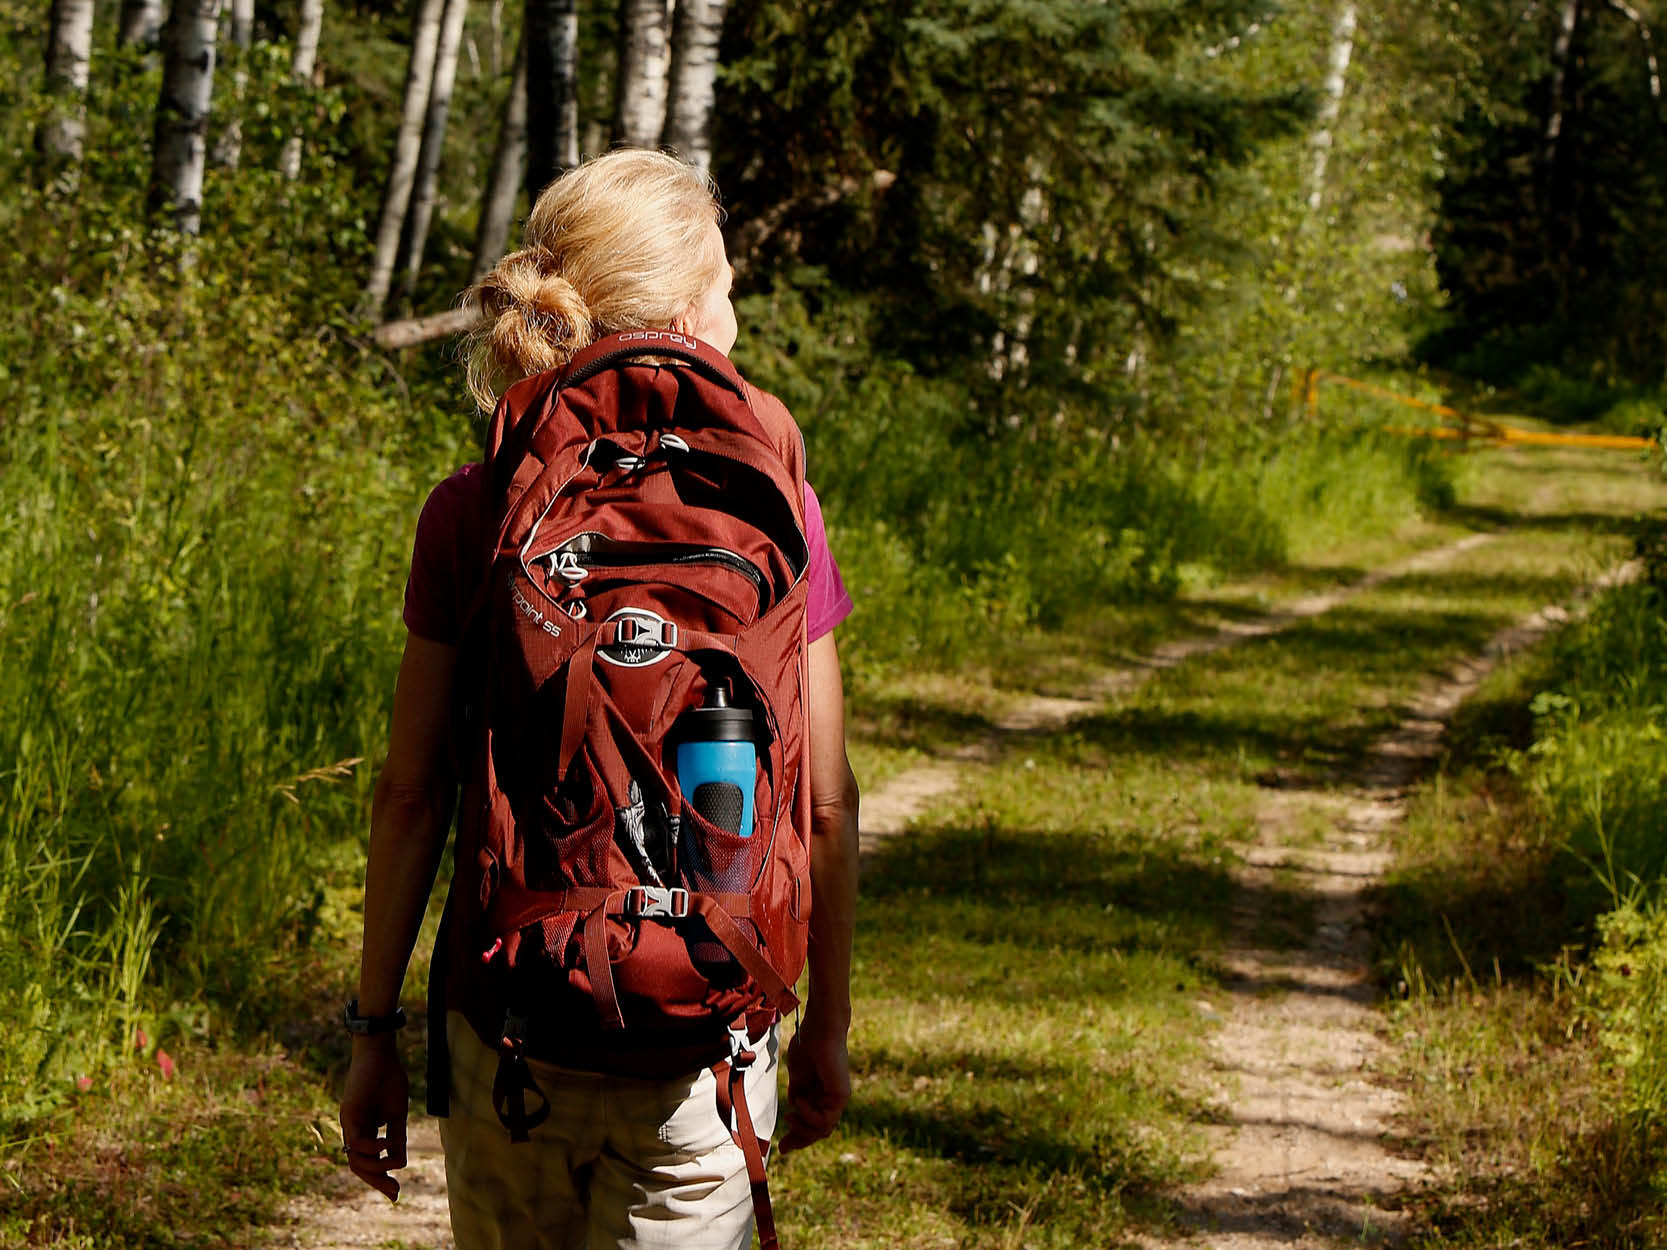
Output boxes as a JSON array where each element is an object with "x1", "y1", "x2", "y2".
[{"x1": 403, "y1": 463, "x2": 852, "y2": 644}]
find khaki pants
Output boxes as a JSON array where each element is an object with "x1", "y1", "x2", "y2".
[{"x1": 439, "y1": 1012, "x2": 779, "y2": 1250}]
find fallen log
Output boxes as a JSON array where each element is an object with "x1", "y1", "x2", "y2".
[{"x1": 372, "y1": 305, "x2": 480, "y2": 350}]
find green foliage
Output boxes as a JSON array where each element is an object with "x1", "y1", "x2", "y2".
[
  {"x1": 718, "y1": 0, "x2": 1313, "y2": 405},
  {"x1": 1514, "y1": 581, "x2": 1667, "y2": 908},
  {"x1": 0, "y1": 192, "x2": 468, "y2": 1127},
  {"x1": 1426, "y1": 0, "x2": 1667, "y2": 386}
]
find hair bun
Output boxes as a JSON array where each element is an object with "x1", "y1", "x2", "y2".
[{"x1": 466, "y1": 246, "x2": 595, "y2": 410}]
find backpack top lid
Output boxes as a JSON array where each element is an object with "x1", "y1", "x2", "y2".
[{"x1": 482, "y1": 330, "x2": 809, "y2": 584}]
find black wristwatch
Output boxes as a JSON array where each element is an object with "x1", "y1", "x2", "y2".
[{"x1": 342, "y1": 999, "x2": 408, "y2": 1036}]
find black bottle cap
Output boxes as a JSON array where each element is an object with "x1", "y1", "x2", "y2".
[{"x1": 684, "y1": 683, "x2": 754, "y2": 742}]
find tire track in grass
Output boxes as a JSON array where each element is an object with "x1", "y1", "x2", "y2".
[
  {"x1": 858, "y1": 531, "x2": 1501, "y2": 854},
  {"x1": 1149, "y1": 562, "x2": 1638, "y2": 1250}
]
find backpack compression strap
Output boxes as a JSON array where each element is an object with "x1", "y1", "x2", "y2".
[
  {"x1": 484, "y1": 884, "x2": 802, "y2": 1029},
  {"x1": 713, "y1": 1032, "x2": 780, "y2": 1250}
]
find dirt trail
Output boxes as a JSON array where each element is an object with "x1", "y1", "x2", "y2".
[
  {"x1": 275, "y1": 1118, "x2": 452, "y2": 1248},
  {"x1": 1146, "y1": 564, "x2": 1638, "y2": 1249},
  {"x1": 859, "y1": 531, "x2": 1499, "y2": 850}
]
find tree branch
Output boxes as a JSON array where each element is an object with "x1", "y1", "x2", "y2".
[
  {"x1": 1607, "y1": 0, "x2": 1662, "y2": 104},
  {"x1": 371, "y1": 305, "x2": 479, "y2": 350}
]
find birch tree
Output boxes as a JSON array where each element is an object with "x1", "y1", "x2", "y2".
[
  {"x1": 662, "y1": 0, "x2": 725, "y2": 172},
  {"x1": 362, "y1": 0, "x2": 447, "y2": 318},
  {"x1": 1305, "y1": 2, "x2": 1358, "y2": 213},
  {"x1": 1607, "y1": 0, "x2": 1662, "y2": 113},
  {"x1": 212, "y1": 0, "x2": 255, "y2": 170},
  {"x1": 118, "y1": 0, "x2": 165, "y2": 49},
  {"x1": 278, "y1": 0, "x2": 327, "y2": 181},
  {"x1": 395, "y1": 0, "x2": 471, "y2": 307},
  {"x1": 614, "y1": 0, "x2": 671, "y2": 147},
  {"x1": 1542, "y1": 0, "x2": 1583, "y2": 205},
  {"x1": 525, "y1": 0, "x2": 579, "y2": 199},
  {"x1": 38, "y1": 0, "x2": 96, "y2": 177},
  {"x1": 149, "y1": 0, "x2": 225, "y2": 235},
  {"x1": 472, "y1": 36, "x2": 529, "y2": 280}
]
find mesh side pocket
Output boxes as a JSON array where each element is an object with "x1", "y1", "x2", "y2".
[{"x1": 680, "y1": 806, "x2": 765, "y2": 984}]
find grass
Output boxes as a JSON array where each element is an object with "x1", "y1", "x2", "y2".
[
  {"x1": 766, "y1": 439, "x2": 1658, "y2": 1247},
  {"x1": 1364, "y1": 449, "x2": 1667, "y2": 1247}
]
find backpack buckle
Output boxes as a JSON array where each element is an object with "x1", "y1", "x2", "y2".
[
  {"x1": 611, "y1": 616, "x2": 678, "y2": 649},
  {"x1": 625, "y1": 886, "x2": 690, "y2": 919}
]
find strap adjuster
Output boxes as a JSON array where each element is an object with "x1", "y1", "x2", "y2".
[
  {"x1": 611, "y1": 617, "x2": 678, "y2": 648},
  {"x1": 625, "y1": 886, "x2": 690, "y2": 919}
]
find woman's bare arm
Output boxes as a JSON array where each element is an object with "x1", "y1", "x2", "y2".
[
  {"x1": 780, "y1": 630, "x2": 860, "y2": 1153},
  {"x1": 341, "y1": 633, "x2": 458, "y2": 1201}
]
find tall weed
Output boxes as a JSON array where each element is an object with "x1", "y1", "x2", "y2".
[{"x1": 0, "y1": 245, "x2": 466, "y2": 1124}]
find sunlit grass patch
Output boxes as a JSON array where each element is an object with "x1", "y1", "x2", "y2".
[
  {"x1": 777, "y1": 770, "x2": 1236, "y2": 1246},
  {"x1": 0, "y1": 1039, "x2": 339, "y2": 1250}
]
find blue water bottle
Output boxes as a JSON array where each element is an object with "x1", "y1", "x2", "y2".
[{"x1": 675, "y1": 685, "x2": 756, "y2": 837}]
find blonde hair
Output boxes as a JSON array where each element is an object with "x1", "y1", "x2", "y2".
[{"x1": 464, "y1": 149, "x2": 727, "y2": 412}]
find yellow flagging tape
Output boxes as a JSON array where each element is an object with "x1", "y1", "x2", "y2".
[{"x1": 1299, "y1": 369, "x2": 1656, "y2": 452}]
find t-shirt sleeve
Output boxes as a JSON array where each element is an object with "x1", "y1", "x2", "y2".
[
  {"x1": 404, "y1": 463, "x2": 486, "y2": 645},
  {"x1": 804, "y1": 481, "x2": 853, "y2": 643}
]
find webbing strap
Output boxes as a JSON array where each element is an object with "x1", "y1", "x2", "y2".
[
  {"x1": 713, "y1": 1049, "x2": 779, "y2": 1250},
  {"x1": 581, "y1": 891, "x2": 630, "y2": 1029},
  {"x1": 558, "y1": 628, "x2": 600, "y2": 779},
  {"x1": 491, "y1": 1037, "x2": 551, "y2": 1144},
  {"x1": 691, "y1": 895, "x2": 800, "y2": 1015},
  {"x1": 490, "y1": 886, "x2": 753, "y2": 938}
]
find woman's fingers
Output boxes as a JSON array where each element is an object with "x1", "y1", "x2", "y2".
[{"x1": 343, "y1": 1130, "x2": 405, "y2": 1202}]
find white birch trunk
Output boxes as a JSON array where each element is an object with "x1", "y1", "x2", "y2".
[
  {"x1": 614, "y1": 0, "x2": 671, "y2": 148},
  {"x1": 1543, "y1": 0, "x2": 1583, "y2": 198},
  {"x1": 1607, "y1": 0, "x2": 1662, "y2": 104},
  {"x1": 525, "y1": 0, "x2": 579, "y2": 198},
  {"x1": 472, "y1": 36, "x2": 529, "y2": 281},
  {"x1": 118, "y1": 0, "x2": 165, "y2": 48},
  {"x1": 39, "y1": 0, "x2": 96, "y2": 171},
  {"x1": 1305, "y1": 2, "x2": 1357, "y2": 213},
  {"x1": 395, "y1": 0, "x2": 471, "y2": 306},
  {"x1": 212, "y1": 0, "x2": 256, "y2": 170},
  {"x1": 361, "y1": 0, "x2": 446, "y2": 318},
  {"x1": 149, "y1": 0, "x2": 225, "y2": 235},
  {"x1": 662, "y1": 0, "x2": 724, "y2": 172},
  {"x1": 278, "y1": 0, "x2": 326, "y2": 180}
]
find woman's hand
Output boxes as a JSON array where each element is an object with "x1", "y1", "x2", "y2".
[
  {"x1": 339, "y1": 1036, "x2": 410, "y2": 1202},
  {"x1": 779, "y1": 1008, "x2": 852, "y2": 1154}
]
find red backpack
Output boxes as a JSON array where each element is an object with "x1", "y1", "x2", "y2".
[{"x1": 444, "y1": 331, "x2": 811, "y2": 1245}]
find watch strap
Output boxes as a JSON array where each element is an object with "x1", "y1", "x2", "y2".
[{"x1": 343, "y1": 999, "x2": 408, "y2": 1036}]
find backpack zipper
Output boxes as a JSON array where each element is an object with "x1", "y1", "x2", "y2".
[{"x1": 548, "y1": 534, "x2": 769, "y2": 616}]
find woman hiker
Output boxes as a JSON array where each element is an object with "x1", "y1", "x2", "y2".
[{"x1": 338, "y1": 148, "x2": 860, "y2": 1250}]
